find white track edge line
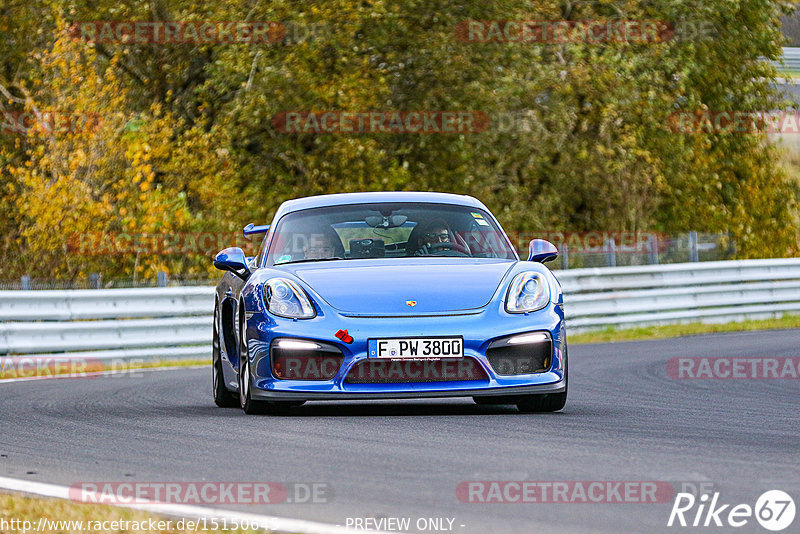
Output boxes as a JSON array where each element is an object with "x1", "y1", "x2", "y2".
[{"x1": 0, "y1": 476, "x2": 398, "y2": 534}]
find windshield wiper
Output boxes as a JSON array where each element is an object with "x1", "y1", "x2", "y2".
[{"x1": 277, "y1": 257, "x2": 345, "y2": 265}]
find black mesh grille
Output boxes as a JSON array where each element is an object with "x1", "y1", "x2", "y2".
[
  {"x1": 345, "y1": 357, "x2": 488, "y2": 383},
  {"x1": 486, "y1": 339, "x2": 551, "y2": 376},
  {"x1": 271, "y1": 342, "x2": 343, "y2": 380}
]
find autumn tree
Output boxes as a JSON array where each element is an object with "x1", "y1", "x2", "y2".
[{"x1": 1, "y1": 0, "x2": 797, "y2": 281}]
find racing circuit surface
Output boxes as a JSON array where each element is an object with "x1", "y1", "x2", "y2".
[{"x1": 1, "y1": 330, "x2": 798, "y2": 534}]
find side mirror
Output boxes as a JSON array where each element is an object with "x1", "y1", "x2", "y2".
[
  {"x1": 214, "y1": 247, "x2": 251, "y2": 278},
  {"x1": 528, "y1": 239, "x2": 558, "y2": 263}
]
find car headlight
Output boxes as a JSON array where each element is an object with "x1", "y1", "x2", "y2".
[
  {"x1": 505, "y1": 272, "x2": 550, "y2": 313},
  {"x1": 264, "y1": 278, "x2": 316, "y2": 319}
]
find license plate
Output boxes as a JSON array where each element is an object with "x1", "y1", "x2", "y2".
[{"x1": 368, "y1": 337, "x2": 463, "y2": 359}]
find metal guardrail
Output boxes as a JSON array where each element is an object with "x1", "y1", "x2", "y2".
[
  {"x1": 776, "y1": 47, "x2": 800, "y2": 74},
  {"x1": 1, "y1": 258, "x2": 799, "y2": 360},
  {"x1": 0, "y1": 287, "x2": 215, "y2": 361},
  {"x1": 558, "y1": 258, "x2": 800, "y2": 330}
]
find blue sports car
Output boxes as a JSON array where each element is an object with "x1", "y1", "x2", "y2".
[{"x1": 212, "y1": 192, "x2": 567, "y2": 414}]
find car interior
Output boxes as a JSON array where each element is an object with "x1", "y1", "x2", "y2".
[{"x1": 267, "y1": 203, "x2": 516, "y2": 264}]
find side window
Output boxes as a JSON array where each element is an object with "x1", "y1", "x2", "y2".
[{"x1": 256, "y1": 232, "x2": 270, "y2": 267}]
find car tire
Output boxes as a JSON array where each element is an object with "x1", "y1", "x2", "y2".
[
  {"x1": 517, "y1": 349, "x2": 568, "y2": 413},
  {"x1": 473, "y1": 396, "x2": 517, "y2": 405},
  {"x1": 239, "y1": 360, "x2": 301, "y2": 415},
  {"x1": 214, "y1": 359, "x2": 238, "y2": 408},
  {"x1": 516, "y1": 391, "x2": 567, "y2": 413},
  {"x1": 237, "y1": 316, "x2": 302, "y2": 415},
  {"x1": 239, "y1": 337, "x2": 269, "y2": 415},
  {"x1": 213, "y1": 303, "x2": 238, "y2": 408}
]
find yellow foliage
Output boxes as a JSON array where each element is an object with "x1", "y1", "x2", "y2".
[{"x1": 1, "y1": 19, "x2": 237, "y2": 282}]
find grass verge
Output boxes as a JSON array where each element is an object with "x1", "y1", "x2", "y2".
[
  {"x1": 570, "y1": 314, "x2": 800, "y2": 344},
  {"x1": 0, "y1": 492, "x2": 253, "y2": 533},
  {"x1": 115, "y1": 358, "x2": 207, "y2": 370},
  {"x1": 0, "y1": 358, "x2": 207, "y2": 381}
]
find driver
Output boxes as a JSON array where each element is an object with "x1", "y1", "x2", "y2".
[{"x1": 414, "y1": 219, "x2": 453, "y2": 256}]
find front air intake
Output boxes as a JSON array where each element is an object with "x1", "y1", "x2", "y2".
[
  {"x1": 486, "y1": 332, "x2": 552, "y2": 376},
  {"x1": 271, "y1": 339, "x2": 344, "y2": 380}
]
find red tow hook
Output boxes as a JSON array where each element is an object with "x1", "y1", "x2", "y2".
[{"x1": 335, "y1": 329, "x2": 354, "y2": 344}]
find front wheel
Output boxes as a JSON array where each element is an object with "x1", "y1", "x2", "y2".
[
  {"x1": 517, "y1": 349, "x2": 568, "y2": 413},
  {"x1": 239, "y1": 348, "x2": 270, "y2": 414},
  {"x1": 473, "y1": 396, "x2": 517, "y2": 405},
  {"x1": 213, "y1": 358, "x2": 238, "y2": 407},
  {"x1": 516, "y1": 390, "x2": 567, "y2": 413},
  {"x1": 238, "y1": 324, "x2": 303, "y2": 415},
  {"x1": 213, "y1": 304, "x2": 238, "y2": 408}
]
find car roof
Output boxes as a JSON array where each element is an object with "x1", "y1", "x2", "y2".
[{"x1": 273, "y1": 191, "x2": 489, "y2": 220}]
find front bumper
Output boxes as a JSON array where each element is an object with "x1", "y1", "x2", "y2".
[
  {"x1": 250, "y1": 382, "x2": 565, "y2": 401},
  {"x1": 244, "y1": 303, "x2": 566, "y2": 401}
]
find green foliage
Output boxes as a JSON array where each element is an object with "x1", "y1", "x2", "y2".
[{"x1": 0, "y1": 0, "x2": 798, "y2": 280}]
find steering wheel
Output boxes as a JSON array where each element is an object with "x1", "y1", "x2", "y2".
[{"x1": 427, "y1": 241, "x2": 470, "y2": 257}]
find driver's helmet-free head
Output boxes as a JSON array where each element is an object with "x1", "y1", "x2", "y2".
[{"x1": 415, "y1": 218, "x2": 451, "y2": 254}]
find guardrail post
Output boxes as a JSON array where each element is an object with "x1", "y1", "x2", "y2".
[
  {"x1": 157, "y1": 271, "x2": 168, "y2": 287},
  {"x1": 648, "y1": 234, "x2": 659, "y2": 265},
  {"x1": 561, "y1": 244, "x2": 569, "y2": 270},
  {"x1": 604, "y1": 239, "x2": 616, "y2": 267},
  {"x1": 21, "y1": 275, "x2": 31, "y2": 290},
  {"x1": 689, "y1": 231, "x2": 699, "y2": 262},
  {"x1": 89, "y1": 273, "x2": 102, "y2": 289}
]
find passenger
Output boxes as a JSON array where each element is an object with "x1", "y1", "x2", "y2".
[{"x1": 306, "y1": 233, "x2": 340, "y2": 259}]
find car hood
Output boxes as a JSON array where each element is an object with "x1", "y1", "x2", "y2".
[{"x1": 282, "y1": 258, "x2": 515, "y2": 315}]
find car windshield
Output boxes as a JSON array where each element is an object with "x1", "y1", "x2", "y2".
[{"x1": 265, "y1": 202, "x2": 517, "y2": 265}]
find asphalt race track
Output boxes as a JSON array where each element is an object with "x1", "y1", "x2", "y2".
[{"x1": 1, "y1": 330, "x2": 798, "y2": 534}]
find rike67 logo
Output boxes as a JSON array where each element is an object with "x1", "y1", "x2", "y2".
[{"x1": 668, "y1": 490, "x2": 795, "y2": 531}]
